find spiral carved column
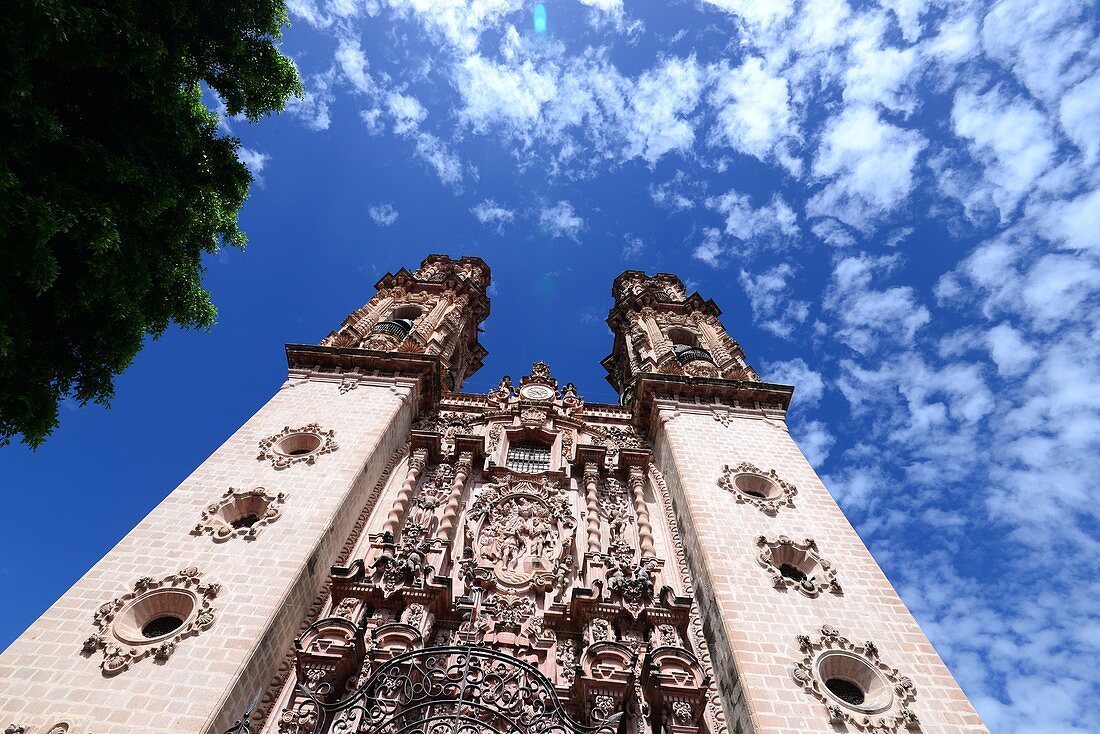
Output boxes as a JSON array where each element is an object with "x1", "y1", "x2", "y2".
[
  {"x1": 383, "y1": 448, "x2": 429, "y2": 535},
  {"x1": 584, "y1": 463, "x2": 602, "y2": 554},
  {"x1": 629, "y1": 465, "x2": 655, "y2": 558},
  {"x1": 437, "y1": 451, "x2": 473, "y2": 542}
]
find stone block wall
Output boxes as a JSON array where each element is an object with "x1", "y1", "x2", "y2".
[
  {"x1": 652, "y1": 401, "x2": 987, "y2": 734},
  {"x1": 0, "y1": 374, "x2": 418, "y2": 734}
]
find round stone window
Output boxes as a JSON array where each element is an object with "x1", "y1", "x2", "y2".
[
  {"x1": 275, "y1": 432, "x2": 323, "y2": 457},
  {"x1": 112, "y1": 588, "x2": 198, "y2": 645},
  {"x1": 815, "y1": 650, "x2": 893, "y2": 714},
  {"x1": 732, "y1": 473, "x2": 780, "y2": 500}
]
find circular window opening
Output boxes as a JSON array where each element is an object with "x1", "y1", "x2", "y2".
[
  {"x1": 113, "y1": 588, "x2": 197, "y2": 645},
  {"x1": 734, "y1": 473, "x2": 780, "y2": 500},
  {"x1": 142, "y1": 615, "x2": 183, "y2": 639},
  {"x1": 825, "y1": 678, "x2": 864, "y2": 706},
  {"x1": 276, "y1": 433, "x2": 322, "y2": 457},
  {"x1": 816, "y1": 650, "x2": 892, "y2": 713}
]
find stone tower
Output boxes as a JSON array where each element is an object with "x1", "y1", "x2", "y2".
[{"x1": 0, "y1": 258, "x2": 987, "y2": 734}]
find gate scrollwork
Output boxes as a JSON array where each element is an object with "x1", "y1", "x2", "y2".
[{"x1": 291, "y1": 645, "x2": 622, "y2": 734}]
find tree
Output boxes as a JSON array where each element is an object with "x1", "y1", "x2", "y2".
[{"x1": 0, "y1": 1, "x2": 302, "y2": 447}]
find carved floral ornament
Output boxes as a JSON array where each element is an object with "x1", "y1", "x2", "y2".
[
  {"x1": 791, "y1": 625, "x2": 920, "y2": 732},
  {"x1": 257, "y1": 423, "x2": 338, "y2": 470},
  {"x1": 756, "y1": 535, "x2": 842, "y2": 598},
  {"x1": 192, "y1": 486, "x2": 286, "y2": 542},
  {"x1": 81, "y1": 567, "x2": 219, "y2": 676},
  {"x1": 716, "y1": 462, "x2": 797, "y2": 515}
]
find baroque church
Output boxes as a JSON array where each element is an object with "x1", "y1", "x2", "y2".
[{"x1": 0, "y1": 255, "x2": 987, "y2": 733}]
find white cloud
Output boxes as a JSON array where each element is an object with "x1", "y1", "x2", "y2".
[
  {"x1": 285, "y1": 68, "x2": 336, "y2": 131},
  {"x1": 622, "y1": 234, "x2": 644, "y2": 259},
  {"x1": 238, "y1": 148, "x2": 270, "y2": 179},
  {"x1": 951, "y1": 85, "x2": 1057, "y2": 217},
  {"x1": 707, "y1": 190, "x2": 799, "y2": 245},
  {"x1": 707, "y1": 57, "x2": 799, "y2": 173},
  {"x1": 794, "y1": 419, "x2": 836, "y2": 466},
  {"x1": 702, "y1": 0, "x2": 794, "y2": 29},
  {"x1": 335, "y1": 34, "x2": 376, "y2": 95},
  {"x1": 738, "y1": 264, "x2": 811, "y2": 338},
  {"x1": 764, "y1": 357, "x2": 825, "y2": 406},
  {"x1": 824, "y1": 253, "x2": 931, "y2": 353},
  {"x1": 624, "y1": 56, "x2": 703, "y2": 163},
  {"x1": 387, "y1": 93, "x2": 428, "y2": 135},
  {"x1": 1059, "y1": 73, "x2": 1100, "y2": 164},
  {"x1": 455, "y1": 53, "x2": 556, "y2": 137},
  {"x1": 368, "y1": 202, "x2": 399, "y2": 226},
  {"x1": 538, "y1": 200, "x2": 585, "y2": 240},
  {"x1": 808, "y1": 106, "x2": 926, "y2": 231},
  {"x1": 413, "y1": 132, "x2": 465, "y2": 186},
  {"x1": 649, "y1": 172, "x2": 698, "y2": 211},
  {"x1": 1035, "y1": 187, "x2": 1100, "y2": 253},
  {"x1": 470, "y1": 199, "x2": 515, "y2": 232},
  {"x1": 986, "y1": 323, "x2": 1037, "y2": 377},
  {"x1": 692, "y1": 227, "x2": 723, "y2": 267}
]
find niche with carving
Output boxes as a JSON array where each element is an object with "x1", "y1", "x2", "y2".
[
  {"x1": 193, "y1": 486, "x2": 286, "y2": 542},
  {"x1": 755, "y1": 536, "x2": 841, "y2": 598}
]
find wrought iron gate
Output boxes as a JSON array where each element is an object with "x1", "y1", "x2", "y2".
[{"x1": 233, "y1": 646, "x2": 624, "y2": 734}]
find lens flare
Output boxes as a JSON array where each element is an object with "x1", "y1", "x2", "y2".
[{"x1": 533, "y1": 3, "x2": 547, "y2": 34}]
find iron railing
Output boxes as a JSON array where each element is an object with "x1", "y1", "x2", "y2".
[
  {"x1": 369, "y1": 318, "x2": 414, "y2": 341},
  {"x1": 672, "y1": 345, "x2": 715, "y2": 365}
]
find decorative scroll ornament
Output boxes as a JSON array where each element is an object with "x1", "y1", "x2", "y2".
[
  {"x1": 82, "y1": 567, "x2": 219, "y2": 676},
  {"x1": 791, "y1": 626, "x2": 920, "y2": 732},
  {"x1": 756, "y1": 536, "x2": 842, "y2": 598},
  {"x1": 465, "y1": 475, "x2": 577, "y2": 590},
  {"x1": 257, "y1": 424, "x2": 338, "y2": 470},
  {"x1": 288, "y1": 645, "x2": 620, "y2": 734},
  {"x1": 192, "y1": 486, "x2": 286, "y2": 542},
  {"x1": 717, "y1": 462, "x2": 797, "y2": 515}
]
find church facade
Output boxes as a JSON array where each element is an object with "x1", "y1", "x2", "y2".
[{"x1": 0, "y1": 255, "x2": 987, "y2": 734}]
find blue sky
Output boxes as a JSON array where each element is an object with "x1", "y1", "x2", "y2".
[{"x1": 2, "y1": 0, "x2": 1099, "y2": 730}]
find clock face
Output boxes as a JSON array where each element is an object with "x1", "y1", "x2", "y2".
[{"x1": 519, "y1": 384, "x2": 555, "y2": 401}]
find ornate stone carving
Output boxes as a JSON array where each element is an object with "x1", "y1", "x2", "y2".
[
  {"x1": 486, "y1": 592, "x2": 535, "y2": 633},
  {"x1": 82, "y1": 567, "x2": 219, "y2": 676},
  {"x1": 717, "y1": 462, "x2": 797, "y2": 515},
  {"x1": 371, "y1": 532, "x2": 433, "y2": 597},
  {"x1": 556, "y1": 639, "x2": 578, "y2": 687},
  {"x1": 790, "y1": 626, "x2": 919, "y2": 732},
  {"x1": 464, "y1": 475, "x2": 576, "y2": 590},
  {"x1": 603, "y1": 556, "x2": 659, "y2": 617},
  {"x1": 192, "y1": 486, "x2": 286, "y2": 542},
  {"x1": 414, "y1": 411, "x2": 475, "y2": 453},
  {"x1": 756, "y1": 536, "x2": 842, "y2": 598},
  {"x1": 488, "y1": 376, "x2": 513, "y2": 404},
  {"x1": 257, "y1": 424, "x2": 338, "y2": 470}
]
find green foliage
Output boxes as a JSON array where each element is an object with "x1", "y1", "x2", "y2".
[{"x1": 0, "y1": 0, "x2": 302, "y2": 447}]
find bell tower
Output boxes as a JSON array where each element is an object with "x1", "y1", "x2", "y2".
[
  {"x1": 319, "y1": 254, "x2": 490, "y2": 392},
  {"x1": 603, "y1": 271, "x2": 987, "y2": 734}
]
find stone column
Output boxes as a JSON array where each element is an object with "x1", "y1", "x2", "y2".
[
  {"x1": 384, "y1": 448, "x2": 429, "y2": 535},
  {"x1": 584, "y1": 463, "x2": 602, "y2": 554},
  {"x1": 437, "y1": 451, "x2": 473, "y2": 542},
  {"x1": 630, "y1": 465, "x2": 656, "y2": 558}
]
